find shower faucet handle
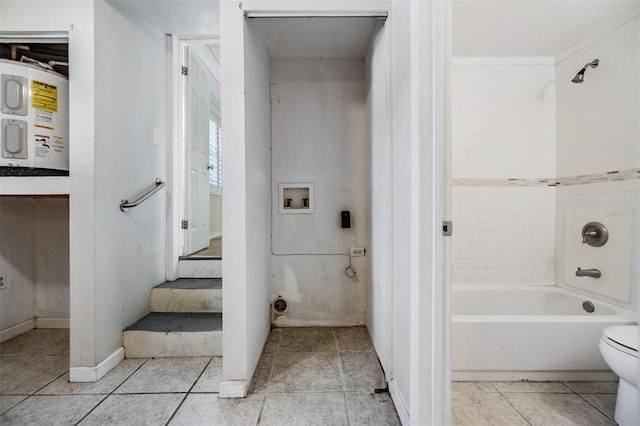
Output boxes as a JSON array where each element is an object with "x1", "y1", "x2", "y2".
[
  {"x1": 581, "y1": 222, "x2": 608, "y2": 247},
  {"x1": 582, "y1": 230, "x2": 599, "y2": 243}
]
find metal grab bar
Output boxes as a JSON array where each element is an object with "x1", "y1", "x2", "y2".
[{"x1": 119, "y1": 178, "x2": 165, "y2": 212}]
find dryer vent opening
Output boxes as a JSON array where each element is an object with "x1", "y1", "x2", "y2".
[{"x1": 272, "y1": 297, "x2": 288, "y2": 315}]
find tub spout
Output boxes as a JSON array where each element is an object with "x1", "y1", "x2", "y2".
[{"x1": 575, "y1": 267, "x2": 601, "y2": 278}]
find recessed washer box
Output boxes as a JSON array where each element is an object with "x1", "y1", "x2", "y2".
[{"x1": 279, "y1": 183, "x2": 314, "y2": 214}]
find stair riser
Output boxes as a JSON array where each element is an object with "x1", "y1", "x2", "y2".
[
  {"x1": 178, "y1": 260, "x2": 222, "y2": 278},
  {"x1": 123, "y1": 330, "x2": 222, "y2": 358},
  {"x1": 150, "y1": 289, "x2": 222, "y2": 313}
]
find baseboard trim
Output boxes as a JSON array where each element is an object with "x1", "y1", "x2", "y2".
[
  {"x1": 35, "y1": 317, "x2": 70, "y2": 329},
  {"x1": 69, "y1": 347, "x2": 125, "y2": 383},
  {"x1": 0, "y1": 319, "x2": 35, "y2": 343},
  {"x1": 219, "y1": 380, "x2": 248, "y2": 398},
  {"x1": 389, "y1": 379, "x2": 409, "y2": 426},
  {"x1": 209, "y1": 232, "x2": 222, "y2": 239}
]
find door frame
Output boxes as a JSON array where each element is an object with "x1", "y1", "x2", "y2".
[{"x1": 166, "y1": 35, "x2": 220, "y2": 281}]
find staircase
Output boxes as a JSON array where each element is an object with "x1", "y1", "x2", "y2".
[{"x1": 122, "y1": 260, "x2": 222, "y2": 358}]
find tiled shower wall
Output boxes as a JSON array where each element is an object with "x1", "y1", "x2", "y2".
[
  {"x1": 452, "y1": 186, "x2": 556, "y2": 285},
  {"x1": 555, "y1": 16, "x2": 639, "y2": 309},
  {"x1": 452, "y1": 16, "x2": 639, "y2": 311},
  {"x1": 451, "y1": 60, "x2": 557, "y2": 286}
]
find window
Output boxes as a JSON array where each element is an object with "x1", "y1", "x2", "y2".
[{"x1": 208, "y1": 118, "x2": 222, "y2": 192}]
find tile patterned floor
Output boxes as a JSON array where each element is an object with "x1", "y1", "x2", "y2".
[
  {"x1": 452, "y1": 380, "x2": 618, "y2": 426},
  {"x1": 0, "y1": 328, "x2": 620, "y2": 425},
  {"x1": 0, "y1": 327, "x2": 397, "y2": 425}
]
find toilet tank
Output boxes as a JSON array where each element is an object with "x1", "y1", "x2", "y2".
[{"x1": 1, "y1": 59, "x2": 69, "y2": 176}]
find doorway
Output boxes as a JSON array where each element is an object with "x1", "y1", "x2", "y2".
[{"x1": 179, "y1": 40, "x2": 222, "y2": 260}]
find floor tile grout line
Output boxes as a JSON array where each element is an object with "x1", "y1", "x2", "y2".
[
  {"x1": 187, "y1": 356, "x2": 214, "y2": 393},
  {"x1": 574, "y1": 392, "x2": 616, "y2": 421},
  {"x1": 266, "y1": 329, "x2": 281, "y2": 385},
  {"x1": 78, "y1": 391, "x2": 193, "y2": 395},
  {"x1": 265, "y1": 352, "x2": 277, "y2": 387},
  {"x1": 333, "y1": 330, "x2": 353, "y2": 426},
  {"x1": 255, "y1": 393, "x2": 267, "y2": 426},
  {"x1": 497, "y1": 389, "x2": 534, "y2": 426},
  {"x1": 164, "y1": 392, "x2": 191, "y2": 426},
  {"x1": 499, "y1": 386, "x2": 617, "y2": 424},
  {"x1": 31, "y1": 366, "x2": 69, "y2": 396},
  {"x1": 72, "y1": 394, "x2": 110, "y2": 425},
  {"x1": 333, "y1": 329, "x2": 347, "y2": 393},
  {"x1": 342, "y1": 392, "x2": 352, "y2": 426},
  {"x1": 110, "y1": 358, "x2": 150, "y2": 395},
  {"x1": 0, "y1": 395, "x2": 30, "y2": 417}
]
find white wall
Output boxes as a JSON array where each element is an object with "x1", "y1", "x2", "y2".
[
  {"x1": 452, "y1": 60, "x2": 556, "y2": 179},
  {"x1": 389, "y1": 1, "x2": 414, "y2": 418},
  {"x1": 243, "y1": 17, "x2": 272, "y2": 391},
  {"x1": 0, "y1": 198, "x2": 37, "y2": 331},
  {"x1": 556, "y1": 17, "x2": 639, "y2": 177},
  {"x1": 0, "y1": 198, "x2": 70, "y2": 334},
  {"x1": 365, "y1": 21, "x2": 392, "y2": 376},
  {"x1": 221, "y1": 0, "x2": 248, "y2": 395},
  {"x1": 452, "y1": 187, "x2": 556, "y2": 285},
  {"x1": 220, "y1": 3, "x2": 271, "y2": 397},
  {"x1": 92, "y1": 0, "x2": 168, "y2": 362},
  {"x1": 556, "y1": 181, "x2": 639, "y2": 309},
  {"x1": 34, "y1": 198, "x2": 70, "y2": 319},
  {"x1": 388, "y1": 1, "x2": 451, "y2": 423},
  {"x1": 451, "y1": 60, "x2": 557, "y2": 286},
  {"x1": 0, "y1": 0, "x2": 97, "y2": 368},
  {"x1": 386, "y1": 2, "x2": 419, "y2": 424},
  {"x1": 555, "y1": 16, "x2": 639, "y2": 310},
  {"x1": 270, "y1": 58, "x2": 368, "y2": 326}
]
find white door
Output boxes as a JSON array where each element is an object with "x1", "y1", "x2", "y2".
[{"x1": 185, "y1": 47, "x2": 211, "y2": 254}]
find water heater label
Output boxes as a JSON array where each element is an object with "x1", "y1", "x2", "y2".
[
  {"x1": 34, "y1": 112, "x2": 54, "y2": 130},
  {"x1": 51, "y1": 136, "x2": 64, "y2": 154},
  {"x1": 35, "y1": 134, "x2": 50, "y2": 158},
  {"x1": 31, "y1": 80, "x2": 58, "y2": 113}
]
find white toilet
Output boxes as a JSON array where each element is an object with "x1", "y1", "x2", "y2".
[{"x1": 599, "y1": 325, "x2": 638, "y2": 426}]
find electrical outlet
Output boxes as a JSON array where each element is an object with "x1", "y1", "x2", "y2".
[
  {"x1": 350, "y1": 248, "x2": 365, "y2": 257},
  {"x1": 0, "y1": 275, "x2": 6, "y2": 290}
]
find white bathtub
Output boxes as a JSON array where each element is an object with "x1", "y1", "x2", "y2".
[{"x1": 452, "y1": 286, "x2": 637, "y2": 381}]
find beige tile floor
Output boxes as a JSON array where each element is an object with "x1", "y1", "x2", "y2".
[
  {"x1": 0, "y1": 327, "x2": 397, "y2": 425},
  {"x1": 452, "y1": 381, "x2": 618, "y2": 425},
  {"x1": 0, "y1": 328, "x2": 619, "y2": 425}
]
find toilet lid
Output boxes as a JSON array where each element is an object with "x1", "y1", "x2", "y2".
[{"x1": 603, "y1": 326, "x2": 638, "y2": 353}]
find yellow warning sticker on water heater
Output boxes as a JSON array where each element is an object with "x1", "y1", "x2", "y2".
[{"x1": 31, "y1": 80, "x2": 58, "y2": 113}]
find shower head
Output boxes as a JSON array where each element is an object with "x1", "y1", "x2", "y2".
[{"x1": 571, "y1": 59, "x2": 599, "y2": 83}]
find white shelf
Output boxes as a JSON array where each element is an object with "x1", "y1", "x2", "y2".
[{"x1": 0, "y1": 176, "x2": 69, "y2": 196}]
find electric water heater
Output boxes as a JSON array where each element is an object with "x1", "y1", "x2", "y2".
[{"x1": 1, "y1": 59, "x2": 69, "y2": 176}]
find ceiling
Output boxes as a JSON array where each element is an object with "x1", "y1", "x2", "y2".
[
  {"x1": 453, "y1": 1, "x2": 639, "y2": 57},
  {"x1": 250, "y1": 17, "x2": 377, "y2": 59},
  {"x1": 111, "y1": 0, "x2": 220, "y2": 37},
  {"x1": 111, "y1": 0, "x2": 638, "y2": 58}
]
